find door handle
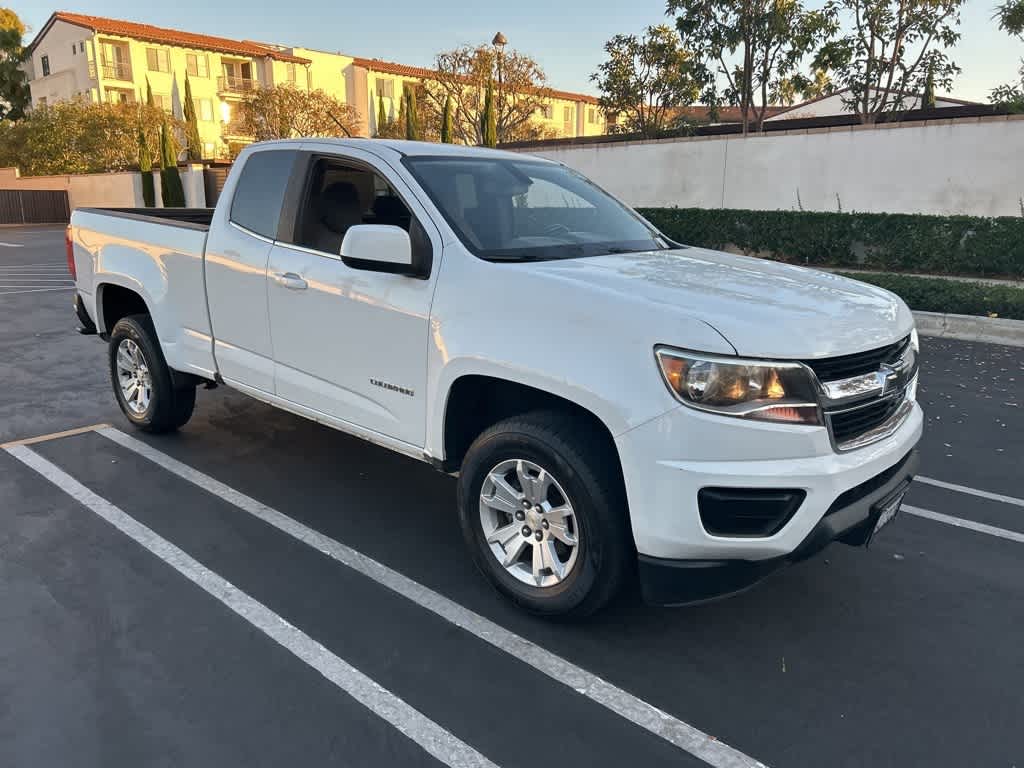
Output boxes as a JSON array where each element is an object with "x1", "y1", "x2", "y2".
[{"x1": 273, "y1": 272, "x2": 308, "y2": 290}]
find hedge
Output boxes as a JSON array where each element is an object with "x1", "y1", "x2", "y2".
[
  {"x1": 638, "y1": 208, "x2": 1024, "y2": 279},
  {"x1": 834, "y1": 272, "x2": 1024, "y2": 320}
]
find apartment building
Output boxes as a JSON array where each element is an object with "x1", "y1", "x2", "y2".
[
  {"x1": 25, "y1": 12, "x2": 313, "y2": 158},
  {"x1": 24, "y1": 11, "x2": 606, "y2": 157}
]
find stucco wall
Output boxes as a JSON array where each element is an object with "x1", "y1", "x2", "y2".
[
  {"x1": 0, "y1": 166, "x2": 207, "y2": 209},
  {"x1": 519, "y1": 115, "x2": 1024, "y2": 217}
]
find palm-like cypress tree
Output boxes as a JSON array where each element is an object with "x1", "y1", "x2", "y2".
[
  {"x1": 441, "y1": 95, "x2": 453, "y2": 143},
  {"x1": 481, "y1": 78, "x2": 497, "y2": 147},
  {"x1": 159, "y1": 121, "x2": 185, "y2": 207},
  {"x1": 376, "y1": 94, "x2": 387, "y2": 136},
  {"x1": 405, "y1": 88, "x2": 420, "y2": 140},
  {"x1": 137, "y1": 110, "x2": 155, "y2": 207},
  {"x1": 922, "y1": 64, "x2": 937, "y2": 109},
  {"x1": 182, "y1": 73, "x2": 202, "y2": 162}
]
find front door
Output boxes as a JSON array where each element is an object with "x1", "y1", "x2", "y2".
[
  {"x1": 204, "y1": 147, "x2": 299, "y2": 394},
  {"x1": 265, "y1": 146, "x2": 440, "y2": 448}
]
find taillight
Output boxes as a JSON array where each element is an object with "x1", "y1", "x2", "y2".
[{"x1": 65, "y1": 225, "x2": 76, "y2": 281}]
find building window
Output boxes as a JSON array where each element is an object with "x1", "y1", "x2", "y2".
[
  {"x1": 186, "y1": 53, "x2": 209, "y2": 78},
  {"x1": 38, "y1": 97, "x2": 47, "y2": 107},
  {"x1": 41, "y1": 55, "x2": 50, "y2": 76},
  {"x1": 563, "y1": 106, "x2": 572, "y2": 122},
  {"x1": 285, "y1": 63, "x2": 296, "y2": 83},
  {"x1": 146, "y1": 48, "x2": 171, "y2": 73},
  {"x1": 544, "y1": 104, "x2": 553, "y2": 119},
  {"x1": 72, "y1": 44, "x2": 76, "y2": 55},
  {"x1": 376, "y1": 78, "x2": 394, "y2": 99},
  {"x1": 80, "y1": 41, "x2": 85, "y2": 53},
  {"x1": 588, "y1": 108, "x2": 597, "y2": 124},
  {"x1": 198, "y1": 99, "x2": 214, "y2": 122},
  {"x1": 152, "y1": 94, "x2": 172, "y2": 112}
]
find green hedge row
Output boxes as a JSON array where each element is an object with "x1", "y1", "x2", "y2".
[
  {"x1": 834, "y1": 272, "x2": 1024, "y2": 320},
  {"x1": 638, "y1": 208, "x2": 1024, "y2": 279}
]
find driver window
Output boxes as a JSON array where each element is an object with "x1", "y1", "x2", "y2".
[{"x1": 292, "y1": 158, "x2": 413, "y2": 256}]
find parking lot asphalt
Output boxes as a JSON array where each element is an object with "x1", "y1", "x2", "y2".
[{"x1": 1, "y1": 225, "x2": 1022, "y2": 768}]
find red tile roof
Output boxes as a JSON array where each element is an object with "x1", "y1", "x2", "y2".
[
  {"x1": 36, "y1": 11, "x2": 310, "y2": 63},
  {"x1": 352, "y1": 56, "x2": 600, "y2": 104}
]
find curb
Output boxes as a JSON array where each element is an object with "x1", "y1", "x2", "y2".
[{"x1": 914, "y1": 310, "x2": 1024, "y2": 348}]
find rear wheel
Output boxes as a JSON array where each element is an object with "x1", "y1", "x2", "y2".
[
  {"x1": 109, "y1": 314, "x2": 195, "y2": 433},
  {"x1": 457, "y1": 411, "x2": 631, "y2": 618}
]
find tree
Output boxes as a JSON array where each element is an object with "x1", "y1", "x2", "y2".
[
  {"x1": 991, "y1": 0, "x2": 1024, "y2": 111},
  {"x1": 182, "y1": 74, "x2": 202, "y2": 161},
  {"x1": 237, "y1": 85, "x2": 359, "y2": 140},
  {"x1": 0, "y1": 7, "x2": 29, "y2": 120},
  {"x1": 422, "y1": 43, "x2": 551, "y2": 144},
  {"x1": 405, "y1": 86, "x2": 420, "y2": 140},
  {"x1": 0, "y1": 97, "x2": 177, "y2": 175},
  {"x1": 159, "y1": 121, "x2": 185, "y2": 207},
  {"x1": 591, "y1": 25, "x2": 699, "y2": 137},
  {"x1": 922, "y1": 63, "x2": 936, "y2": 107},
  {"x1": 440, "y1": 95, "x2": 454, "y2": 143},
  {"x1": 812, "y1": 0, "x2": 964, "y2": 123},
  {"x1": 376, "y1": 94, "x2": 388, "y2": 136},
  {"x1": 670, "y1": 0, "x2": 837, "y2": 133},
  {"x1": 481, "y1": 78, "x2": 497, "y2": 146},
  {"x1": 137, "y1": 109, "x2": 155, "y2": 207},
  {"x1": 790, "y1": 67, "x2": 836, "y2": 100}
]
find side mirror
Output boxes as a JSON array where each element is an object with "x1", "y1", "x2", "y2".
[{"x1": 340, "y1": 225, "x2": 414, "y2": 275}]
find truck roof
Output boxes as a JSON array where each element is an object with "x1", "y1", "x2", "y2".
[{"x1": 246, "y1": 138, "x2": 549, "y2": 161}]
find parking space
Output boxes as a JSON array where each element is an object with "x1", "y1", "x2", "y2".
[{"x1": 1, "y1": 226, "x2": 1022, "y2": 767}]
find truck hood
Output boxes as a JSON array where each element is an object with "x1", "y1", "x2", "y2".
[{"x1": 528, "y1": 247, "x2": 914, "y2": 359}]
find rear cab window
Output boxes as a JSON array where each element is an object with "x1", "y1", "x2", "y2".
[{"x1": 229, "y1": 150, "x2": 299, "y2": 240}]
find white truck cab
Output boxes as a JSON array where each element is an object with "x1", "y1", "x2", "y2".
[{"x1": 69, "y1": 139, "x2": 922, "y2": 616}]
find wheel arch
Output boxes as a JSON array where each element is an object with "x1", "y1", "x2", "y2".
[
  {"x1": 95, "y1": 279, "x2": 153, "y2": 336},
  {"x1": 439, "y1": 373, "x2": 625, "y2": 480}
]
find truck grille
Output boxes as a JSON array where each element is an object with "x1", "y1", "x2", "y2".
[
  {"x1": 804, "y1": 335, "x2": 916, "y2": 451},
  {"x1": 804, "y1": 336, "x2": 910, "y2": 381},
  {"x1": 827, "y1": 394, "x2": 906, "y2": 446}
]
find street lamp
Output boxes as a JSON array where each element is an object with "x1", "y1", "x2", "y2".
[{"x1": 492, "y1": 32, "x2": 507, "y2": 141}]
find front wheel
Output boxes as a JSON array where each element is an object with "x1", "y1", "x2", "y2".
[
  {"x1": 109, "y1": 314, "x2": 195, "y2": 433},
  {"x1": 457, "y1": 411, "x2": 632, "y2": 618}
]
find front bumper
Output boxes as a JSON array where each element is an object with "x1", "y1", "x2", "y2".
[
  {"x1": 614, "y1": 397, "x2": 923, "y2": 604},
  {"x1": 638, "y1": 449, "x2": 918, "y2": 605}
]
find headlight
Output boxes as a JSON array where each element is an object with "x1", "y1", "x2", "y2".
[
  {"x1": 655, "y1": 347, "x2": 822, "y2": 425},
  {"x1": 910, "y1": 327, "x2": 919, "y2": 352}
]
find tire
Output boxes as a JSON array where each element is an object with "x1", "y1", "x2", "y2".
[
  {"x1": 457, "y1": 410, "x2": 632, "y2": 618},
  {"x1": 108, "y1": 314, "x2": 196, "y2": 433}
]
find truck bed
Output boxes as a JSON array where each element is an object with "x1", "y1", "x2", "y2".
[
  {"x1": 71, "y1": 206, "x2": 217, "y2": 382},
  {"x1": 75, "y1": 207, "x2": 214, "y2": 229}
]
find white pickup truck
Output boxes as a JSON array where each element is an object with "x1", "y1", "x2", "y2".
[{"x1": 69, "y1": 139, "x2": 922, "y2": 616}]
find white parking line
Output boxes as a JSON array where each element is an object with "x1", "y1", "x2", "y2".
[
  {"x1": 917, "y1": 476, "x2": 1024, "y2": 509},
  {"x1": 0, "y1": 242, "x2": 24, "y2": 248},
  {"x1": 0, "y1": 287, "x2": 75, "y2": 296},
  {"x1": 97, "y1": 426, "x2": 768, "y2": 768},
  {"x1": 903, "y1": 505, "x2": 1024, "y2": 544},
  {"x1": 3, "y1": 443, "x2": 499, "y2": 768}
]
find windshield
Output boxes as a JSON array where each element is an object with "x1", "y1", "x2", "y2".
[{"x1": 403, "y1": 156, "x2": 672, "y2": 262}]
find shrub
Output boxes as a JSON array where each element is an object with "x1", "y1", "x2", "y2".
[
  {"x1": 835, "y1": 272, "x2": 1024, "y2": 320},
  {"x1": 639, "y1": 207, "x2": 1024, "y2": 279}
]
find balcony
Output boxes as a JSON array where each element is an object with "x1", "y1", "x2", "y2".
[
  {"x1": 217, "y1": 75, "x2": 258, "y2": 96},
  {"x1": 88, "y1": 60, "x2": 133, "y2": 82},
  {"x1": 221, "y1": 120, "x2": 253, "y2": 139}
]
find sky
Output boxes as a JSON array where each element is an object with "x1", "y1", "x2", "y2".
[{"x1": 17, "y1": 0, "x2": 1023, "y2": 103}]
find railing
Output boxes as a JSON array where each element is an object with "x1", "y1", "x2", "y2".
[
  {"x1": 217, "y1": 75, "x2": 258, "y2": 95},
  {"x1": 100, "y1": 61, "x2": 132, "y2": 81},
  {"x1": 221, "y1": 120, "x2": 252, "y2": 138}
]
